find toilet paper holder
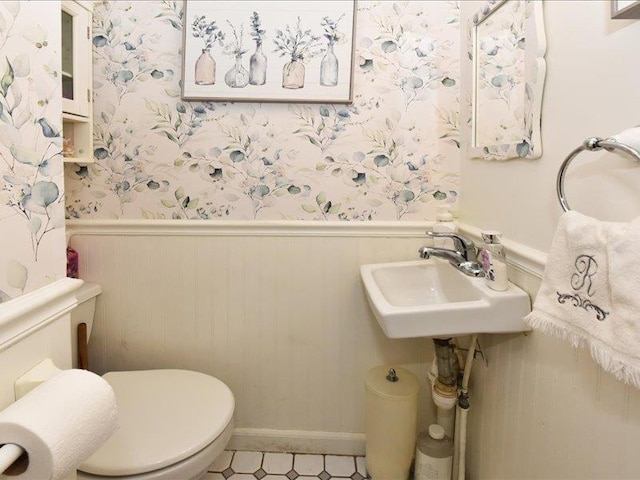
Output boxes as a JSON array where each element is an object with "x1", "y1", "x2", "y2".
[
  {"x1": 0, "y1": 359, "x2": 71, "y2": 476},
  {"x1": 0, "y1": 358, "x2": 62, "y2": 475}
]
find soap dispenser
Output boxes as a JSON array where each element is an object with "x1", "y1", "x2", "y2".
[
  {"x1": 432, "y1": 206, "x2": 457, "y2": 248},
  {"x1": 480, "y1": 231, "x2": 508, "y2": 291}
]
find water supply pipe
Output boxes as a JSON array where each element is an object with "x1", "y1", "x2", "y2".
[
  {"x1": 431, "y1": 338, "x2": 460, "y2": 438},
  {"x1": 452, "y1": 334, "x2": 478, "y2": 480},
  {"x1": 433, "y1": 338, "x2": 459, "y2": 391}
]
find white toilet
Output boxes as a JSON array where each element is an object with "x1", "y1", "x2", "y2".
[{"x1": 70, "y1": 283, "x2": 235, "y2": 480}]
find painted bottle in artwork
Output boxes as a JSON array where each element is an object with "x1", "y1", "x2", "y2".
[
  {"x1": 282, "y1": 60, "x2": 305, "y2": 89},
  {"x1": 225, "y1": 54, "x2": 250, "y2": 88},
  {"x1": 320, "y1": 42, "x2": 338, "y2": 86},
  {"x1": 319, "y1": 15, "x2": 345, "y2": 87},
  {"x1": 249, "y1": 12, "x2": 267, "y2": 86},
  {"x1": 250, "y1": 43, "x2": 267, "y2": 86},
  {"x1": 195, "y1": 49, "x2": 215, "y2": 85},
  {"x1": 273, "y1": 17, "x2": 321, "y2": 90},
  {"x1": 224, "y1": 21, "x2": 249, "y2": 88},
  {"x1": 191, "y1": 15, "x2": 224, "y2": 86}
]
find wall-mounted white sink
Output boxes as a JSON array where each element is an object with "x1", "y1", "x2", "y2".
[{"x1": 360, "y1": 260, "x2": 531, "y2": 339}]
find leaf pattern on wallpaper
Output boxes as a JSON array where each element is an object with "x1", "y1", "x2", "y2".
[
  {"x1": 65, "y1": 0, "x2": 461, "y2": 221},
  {"x1": 0, "y1": 1, "x2": 65, "y2": 301},
  {"x1": 146, "y1": 99, "x2": 216, "y2": 148},
  {"x1": 290, "y1": 104, "x2": 359, "y2": 153},
  {"x1": 358, "y1": 1, "x2": 460, "y2": 111},
  {"x1": 156, "y1": 1, "x2": 183, "y2": 31},
  {"x1": 210, "y1": 109, "x2": 310, "y2": 219}
]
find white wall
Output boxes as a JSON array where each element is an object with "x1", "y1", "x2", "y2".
[{"x1": 460, "y1": 2, "x2": 640, "y2": 478}]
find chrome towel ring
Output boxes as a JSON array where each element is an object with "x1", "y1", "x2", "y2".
[{"x1": 556, "y1": 137, "x2": 640, "y2": 212}]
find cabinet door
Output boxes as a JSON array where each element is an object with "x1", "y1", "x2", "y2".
[{"x1": 62, "y1": 0, "x2": 91, "y2": 117}]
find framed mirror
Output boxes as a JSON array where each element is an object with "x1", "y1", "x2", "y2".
[{"x1": 469, "y1": 0, "x2": 547, "y2": 160}]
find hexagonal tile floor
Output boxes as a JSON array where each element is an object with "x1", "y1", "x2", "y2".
[{"x1": 203, "y1": 451, "x2": 368, "y2": 480}]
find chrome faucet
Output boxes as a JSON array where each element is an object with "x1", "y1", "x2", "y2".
[{"x1": 418, "y1": 232, "x2": 485, "y2": 277}]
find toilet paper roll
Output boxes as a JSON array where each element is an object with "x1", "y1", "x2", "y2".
[{"x1": 0, "y1": 369, "x2": 118, "y2": 480}]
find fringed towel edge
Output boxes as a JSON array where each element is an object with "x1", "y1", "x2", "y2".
[
  {"x1": 524, "y1": 311, "x2": 640, "y2": 389},
  {"x1": 524, "y1": 311, "x2": 588, "y2": 349}
]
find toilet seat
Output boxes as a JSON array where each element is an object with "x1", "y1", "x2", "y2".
[{"x1": 79, "y1": 369, "x2": 234, "y2": 477}]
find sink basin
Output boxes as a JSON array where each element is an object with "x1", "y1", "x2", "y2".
[{"x1": 360, "y1": 260, "x2": 531, "y2": 339}]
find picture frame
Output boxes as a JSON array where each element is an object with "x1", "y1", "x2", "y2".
[
  {"x1": 181, "y1": 0, "x2": 356, "y2": 104},
  {"x1": 468, "y1": 0, "x2": 547, "y2": 161},
  {"x1": 611, "y1": 0, "x2": 640, "y2": 19}
]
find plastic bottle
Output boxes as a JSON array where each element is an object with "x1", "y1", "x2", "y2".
[
  {"x1": 432, "y1": 206, "x2": 457, "y2": 249},
  {"x1": 414, "y1": 424, "x2": 453, "y2": 480},
  {"x1": 480, "y1": 230, "x2": 508, "y2": 291}
]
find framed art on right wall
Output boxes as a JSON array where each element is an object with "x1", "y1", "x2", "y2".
[{"x1": 611, "y1": 0, "x2": 640, "y2": 19}]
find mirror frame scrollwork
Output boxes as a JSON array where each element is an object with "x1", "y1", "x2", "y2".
[{"x1": 469, "y1": 0, "x2": 547, "y2": 161}]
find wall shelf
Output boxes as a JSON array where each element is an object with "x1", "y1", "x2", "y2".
[
  {"x1": 61, "y1": 0, "x2": 93, "y2": 164},
  {"x1": 62, "y1": 112, "x2": 93, "y2": 164}
]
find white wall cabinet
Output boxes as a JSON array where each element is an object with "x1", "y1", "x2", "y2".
[{"x1": 62, "y1": 0, "x2": 93, "y2": 163}]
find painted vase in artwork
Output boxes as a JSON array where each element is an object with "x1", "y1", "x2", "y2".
[
  {"x1": 249, "y1": 42, "x2": 267, "y2": 86},
  {"x1": 225, "y1": 55, "x2": 250, "y2": 88},
  {"x1": 195, "y1": 49, "x2": 215, "y2": 85},
  {"x1": 320, "y1": 42, "x2": 339, "y2": 86},
  {"x1": 282, "y1": 60, "x2": 305, "y2": 89}
]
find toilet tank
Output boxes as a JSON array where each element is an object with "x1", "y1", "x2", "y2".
[{"x1": 70, "y1": 283, "x2": 102, "y2": 368}]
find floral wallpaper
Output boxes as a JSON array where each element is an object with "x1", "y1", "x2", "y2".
[
  {"x1": 0, "y1": 2, "x2": 66, "y2": 302},
  {"x1": 64, "y1": 1, "x2": 460, "y2": 221}
]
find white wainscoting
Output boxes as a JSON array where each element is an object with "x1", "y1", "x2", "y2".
[
  {"x1": 465, "y1": 328, "x2": 640, "y2": 479},
  {"x1": 66, "y1": 220, "x2": 438, "y2": 454},
  {"x1": 67, "y1": 220, "x2": 640, "y2": 474},
  {"x1": 456, "y1": 226, "x2": 640, "y2": 477}
]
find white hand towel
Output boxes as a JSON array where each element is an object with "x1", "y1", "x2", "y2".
[
  {"x1": 524, "y1": 211, "x2": 640, "y2": 388},
  {"x1": 610, "y1": 125, "x2": 640, "y2": 152}
]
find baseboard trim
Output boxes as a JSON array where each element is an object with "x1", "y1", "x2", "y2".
[{"x1": 229, "y1": 428, "x2": 366, "y2": 456}]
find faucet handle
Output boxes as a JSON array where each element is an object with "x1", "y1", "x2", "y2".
[{"x1": 425, "y1": 231, "x2": 476, "y2": 259}]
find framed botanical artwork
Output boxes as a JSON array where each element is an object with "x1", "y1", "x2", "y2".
[
  {"x1": 611, "y1": 0, "x2": 640, "y2": 18},
  {"x1": 181, "y1": 0, "x2": 356, "y2": 103}
]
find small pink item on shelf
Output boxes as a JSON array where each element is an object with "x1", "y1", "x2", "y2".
[{"x1": 67, "y1": 247, "x2": 79, "y2": 278}]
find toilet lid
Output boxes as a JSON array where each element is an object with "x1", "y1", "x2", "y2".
[{"x1": 79, "y1": 370, "x2": 234, "y2": 477}]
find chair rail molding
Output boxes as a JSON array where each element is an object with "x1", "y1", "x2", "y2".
[
  {"x1": 66, "y1": 220, "x2": 547, "y2": 279},
  {"x1": 0, "y1": 278, "x2": 83, "y2": 352},
  {"x1": 65, "y1": 219, "x2": 434, "y2": 238}
]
